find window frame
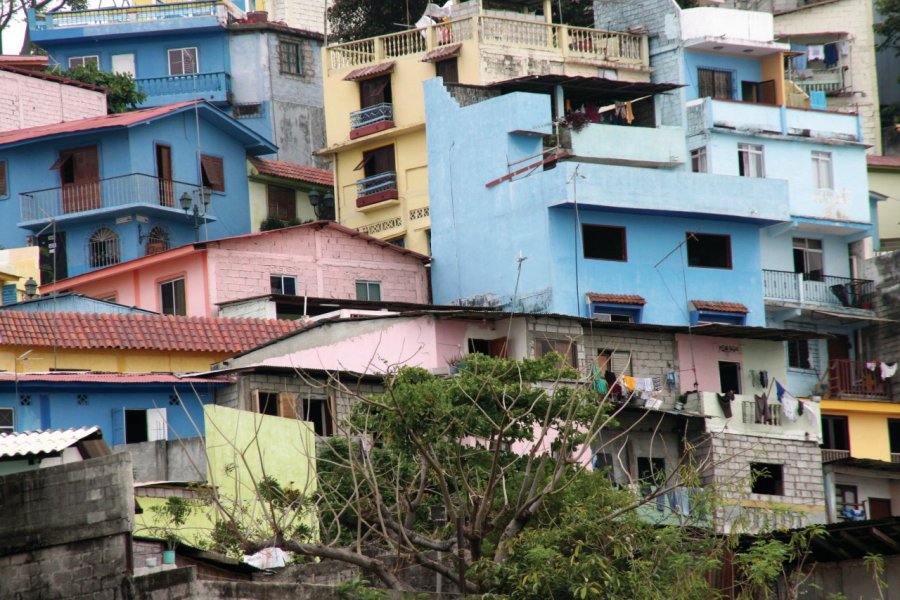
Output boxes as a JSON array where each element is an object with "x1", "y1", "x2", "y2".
[
  {"x1": 355, "y1": 280, "x2": 382, "y2": 301},
  {"x1": 686, "y1": 232, "x2": 733, "y2": 270},
  {"x1": 582, "y1": 224, "x2": 627, "y2": 262},
  {"x1": 697, "y1": 67, "x2": 735, "y2": 100},
  {"x1": 278, "y1": 40, "x2": 303, "y2": 75},
  {"x1": 87, "y1": 227, "x2": 122, "y2": 268},
  {"x1": 270, "y1": 274, "x2": 297, "y2": 296},
  {"x1": 435, "y1": 57, "x2": 459, "y2": 83},
  {"x1": 534, "y1": 338, "x2": 578, "y2": 368},
  {"x1": 199, "y1": 154, "x2": 225, "y2": 193},
  {"x1": 690, "y1": 147, "x2": 707, "y2": 173},
  {"x1": 68, "y1": 55, "x2": 99, "y2": 69},
  {"x1": 168, "y1": 47, "x2": 199, "y2": 76},
  {"x1": 738, "y1": 143, "x2": 765, "y2": 178},
  {"x1": 266, "y1": 184, "x2": 297, "y2": 221},
  {"x1": 750, "y1": 462, "x2": 784, "y2": 496},
  {"x1": 822, "y1": 415, "x2": 850, "y2": 451},
  {"x1": 359, "y1": 74, "x2": 392, "y2": 109},
  {"x1": 787, "y1": 339, "x2": 814, "y2": 370},
  {"x1": 159, "y1": 276, "x2": 186, "y2": 316},
  {"x1": 792, "y1": 237, "x2": 824, "y2": 281},
  {"x1": 811, "y1": 151, "x2": 834, "y2": 190},
  {"x1": 0, "y1": 407, "x2": 13, "y2": 433}
]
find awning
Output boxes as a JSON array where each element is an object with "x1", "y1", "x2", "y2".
[
  {"x1": 421, "y1": 43, "x2": 462, "y2": 63},
  {"x1": 343, "y1": 61, "x2": 396, "y2": 81},
  {"x1": 812, "y1": 310, "x2": 894, "y2": 323}
]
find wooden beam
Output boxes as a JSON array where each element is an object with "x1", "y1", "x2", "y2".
[{"x1": 870, "y1": 527, "x2": 900, "y2": 554}]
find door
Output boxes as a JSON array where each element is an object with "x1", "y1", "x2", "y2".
[
  {"x1": 110, "y1": 408, "x2": 125, "y2": 446},
  {"x1": 111, "y1": 53, "x2": 136, "y2": 77},
  {"x1": 155, "y1": 144, "x2": 173, "y2": 207},
  {"x1": 54, "y1": 145, "x2": 100, "y2": 213},
  {"x1": 147, "y1": 408, "x2": 167, "y2": 441},
  {"x1": 869, "y1": 498, "x2": 892, "y2": 520}
]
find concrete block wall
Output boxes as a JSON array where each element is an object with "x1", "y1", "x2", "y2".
[
  {"x1": 0, "y1": 453, "x2": 135, "y2": 599},
  {"x1": 112, "y1": 437, "x2": 207, "y2": 482},
  {"x1": 266, "y1": 0, "x2": 328, "y2": 35},
  {"x1": 0, "y1": 71, "x2": 107, "y2": 133}
]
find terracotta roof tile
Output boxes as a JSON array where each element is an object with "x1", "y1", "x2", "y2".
[
  {"x1": 868, "y1": 155, "x2": 900, "y2": 169},
  {"x1": 249, "y1": 157, "x2": 333, "y2": 186},
  {"x1": 586, "y1": 293, "x2": 646, "y2": 305},
  {"x1": 343, "y1": 61, "x2": 395, "y2": 81},
  {"x1": 690, "y1": 300, "x2": 749, "y2": 314},
  {"x1": 421, "y1": 43, "x2": 462, "y2": 62},
  {"x1": 0, "y1": 311, "x2": 302, "y2": 353}
]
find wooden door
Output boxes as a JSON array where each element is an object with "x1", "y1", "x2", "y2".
[
  {"x1": 869, "y1": 498, "x2": 892, "y2": 520},
  {"x1": 156, "y1": 144, "x2": 173, "y2": 207},
  {"x1": 58, "y1": 145, "x2": 100, "y2": 213}
]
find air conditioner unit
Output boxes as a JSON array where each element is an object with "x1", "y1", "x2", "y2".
[{"x1": 593, "y1": 312, "x2": 612, "y2": 322}]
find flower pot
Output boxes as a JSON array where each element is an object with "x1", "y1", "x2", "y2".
[{"x1": 162, "y1": 550, "x2": 176, "y2": 565}]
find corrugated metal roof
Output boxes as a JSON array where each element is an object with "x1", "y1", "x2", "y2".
[
  {"x1": 0, "y1": 372, "x2": 231, "y2": 384},
  {"x1": 0, "y1": 426, "x2": 99, "y2": 458}
]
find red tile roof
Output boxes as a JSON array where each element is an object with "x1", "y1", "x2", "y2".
[
  {"x1": 343, "y1": 61, "x2": 395, "y2": 81},
  {"x1": 868, "y1": 155, "x2": 900, "y2": 169},
  {"x1": 691, "y1": 300, "x2": 749, "y2": 314},
  {"x1": 0, "y1": 100, "x2": 201, "y2": 147},
  {"x1": 421, "y1": 43, "x2": 462, "y2": 63},
  {"x1": 586, "y1": 293, "x2": 647, "y2": 305},
  {"x1": 249, "y1": 157, "x2": 333, "y2": 186},
  {"x1": 0, "y1": 311, "x2": 302, "y2": 352},
  {"x1": 0, "y1": 372, "x2": 230, "y2": 384}
]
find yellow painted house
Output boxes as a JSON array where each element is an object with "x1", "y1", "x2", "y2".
[{"x1": 320, "y1": 0, "x2": 651, "y2": 255}]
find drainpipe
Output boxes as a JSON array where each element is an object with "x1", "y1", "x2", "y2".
[{"x1": 823, "y1": 467, "x2": 836, "y2": 523}]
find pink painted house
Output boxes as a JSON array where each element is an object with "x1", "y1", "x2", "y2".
[
  {"x1": 0, "y1": 64, "x2": 107, "y2": 133},
  {"x1": 41, "y1": 222, "x2": 431, "y2": 318}
]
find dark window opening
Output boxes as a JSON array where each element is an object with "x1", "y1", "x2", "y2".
[
  {"x1": 637, "y1": 457, "x2": 666, "y2": 488},
  {"x1": 270, "y1": 275, "x2": 297, "y2": 295},
  {"x1": 0, "y1": 408, "x2": 13, "y2": 433},
  {"x1": 788, "y1": 339, "x2": 813, "y2": 370},
  {"x1": 267, "y1": 184, "x2": 296, "y2": 221},
  {"x1": 822, "y1": 415, "x2": 850, "y2": 451},
  {"x1": 360, "y1": 145, "x2": 396, "y2": 178},
  {"x1": 36, "y1": 232, "x2": 67, "y2": 284},
  {"x1": 279, "y1": 40, "x2": 302, "y2": 75},
  {"x1": 698, "y1": 67, "x2": 734, "y2": 99},
  {"x1": 718, "y1": 361, "x2": 741, "y2": 394},
  {"x1": 360, "y1": 75, "x2": 392, "y2": 108},
  {"x1": 258, "y1": 392, "x2": 279, "y2": 417},
  {"x1": 435, "y1": 58, "x2": 458, "y2": 84},
  {"x1": 750, "y1": 463, "x2": 784, "y2": 495},
  {"x1": 889, "y1": 420, "x2": 900, "y2": 455},
  {"x1": 740, "y1": 79, "x2": 776, "y2": 104},
  {"x1": 0, "y1": 160, "x2": 8, "y2": 197},
  {"x1": 468, "y1": 337, "x2": 508, "y2": 358},
  {"x1": 301, "y1": 398, "x2": 333, "y2": 436},
  {"x1": 160, "y1": 278, "x2": 186, "y2": 316},
  {"x1": 687, "y1": 233, "x2": 732, "y2": 269},
  {"x1": 582, "y1": 224, "x2": 627, "y2": 261},
  {"x1": 793, "y1": 238, "x2": 824, "y2": 281},
  {"x1": 125, "y1": 409, "x2": 148, "y2": 444}
]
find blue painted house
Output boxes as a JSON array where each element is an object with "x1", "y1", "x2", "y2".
[{"x1": 0, "y1": 100, "x2": 276, "y2": 282}]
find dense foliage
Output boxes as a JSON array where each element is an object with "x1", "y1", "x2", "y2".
[{"x1": 50, "y1": 64, "x2": 147, "y2": 113}]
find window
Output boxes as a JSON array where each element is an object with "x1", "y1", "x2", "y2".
[
  {"x1": 750, "y1": 463, "x2": 784, "y2": 495},
  {"x1": 534, "y1": 339, "x2": 578, "y2": 368},
  {"x1": 718, "y1": 361, "x2": 741, "y2": 394},
  {"x1": 300, "y1": 397, "x2": 334, "y2": 436},
  {"x1": 687, "y1": 233, "x2": 732, "y2": 269},
  {"x1": 359, "y1": 74, "x2": 392, "y2": 109},
  {"x1": 793, "y1": 238, "x2": 824, "y2": 281},
  {"x1": 124, "y1": 408, "x2": 167, "y2": 443},
  {"x1": 0, "y1": 160, "x2": 8, "y2": 197},
  {"x1": 738, "y1": 143, "x2": 764, "y2": 178},
  {"x1": 258, "y1": 392, "x2": 280, "y2": 417},
  {"x1": 360, "y1": 145, "x2": 396, "y2": 179},
  {"x1": 467, "y1": 337, "x2": 508, "y2": 358},
  {"x1": 582, "y1": 224, "x2": 627, "y2": 261},
  {"x1": 88, "y1": 228, "x2": 121, "y2": 268},
  {"x1": 740, "y1": 80, "x2": 776, "y2": 104},
  {"x1": 356, "y1": 280, "x2": 382, "y2": 301},
  {"x1": 889, "y1": 419, "x2": 900, "y2": 455},
  {"x1": 200, "y1": 154, "x2": 224, "y2": 192},
  {"x1": 278, "y1": 40, "x2": 302, "y2": 75},
  {"x1": 690, "y1": 147, "x2": 707, "y2": 173},
  {"x1": 787, "y1": 339, "x2": 813, "y2": 370},
  {"x1": 145, "y1": 226, "x2": 170, "y2": 255},
  {"x1": 2, "y1": 284, "x2": 16, "y2": 305},
  {"x1": 267, "y1": 184, "x2": 296, "y2": 221},
  {"x1": 387, "y1": 236, "x2": 405, "y2": 248},
  {"x1": 168, "y1": 47, "x2": 198, "y2": 75},
  {"x1": 597, "y1": 350, "x2": 632, "y2": 378},
  {"x1": 253, "y1": 390, "x2": 299, "y2": 420},
  {"x1": 637, "y1": 457, "x2": 666, "y2": 486},
  {"x1": 698, "y1": 67, "x2": 734, "y2": 99},
  {"x1": 836, "y1": 484, "x2": 861, "y2": 519},
  {"x1": 822, "y1": 415, "x2": 849, "y2": 451},
  {"x1": 812, "y1": 151, "x2": 833, "y2": 190},
  {"x1": 270, "y1": 274, "x2": 297, "y2": 295},
  {"x1": 0, "y1": 408, "x2": 13, "y2": 433},
  {"x1": 68, "y1": 55, "x2": 99, "y2": 69},
  {"x1": 590, "y1": 304, "x2": 641, "y2": 323},
  {"x1": 435, "y1": 58, "x2": 458, "y2": 84},
  {"x1": 160, "y1": 277, "x2": 186, "y2": 316}
]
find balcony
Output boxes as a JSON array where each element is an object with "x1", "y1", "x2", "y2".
[
  {"x1": 698, "y1": 391, "x2": 820, "y2": 440},
  {"x1": 821, "y1": 448, "x2": 850, "y2": 463},
  {"x1": 326, "y1": 14, "x2": 649, "y2": 78},
  {"x1": 349, "y1": 103, "x2": 394, "y2": 140},
  {"x1": 137, "y1": 72, "x2": 231, "y2": 105},
  {"x1": 562, "y1": 123, "x2": 685, "y2": 167},
  {"x1": 763, "y1": 270, "x2": 874, "y2": 311},
  {"x1": 355, "y1": 172, "x2": 398, "y2": 209},
  {"x1": 686, "y1": 97, "x2": 860, "y2": 143},
  {"x1": 828, "y1": 359, "x2": 893, "y2": 401},
  {"x1": 19, "y1": 173, "x2": 207, "y2": 227},
  {"x1": 787, "y1": 67, "x2": 845, "y2": 95}
]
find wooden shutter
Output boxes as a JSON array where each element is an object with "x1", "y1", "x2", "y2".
[
  {"x1": 0, "y1": 161, "x2": 7, "y2": 197},
  {"x1": 760, "y1": 80, "x2": 776, "y2": 105},
  {"x1": 267, "y1": 184, "x2": 296, "y2": 220},
  {"x1": 278, "y1": 392, "x2": 297, "y2": 420},
  {"x1": 490, "y1": 337, "x2": 508, "y2": 358},
  {"x1": 366, "y1": 146, "x2": 395, "y2": 177},
  {"x1": 200, "y1": 155, "x2": 225, "y2": 192},
  {"x1": 251, "y1": 389, "x2": 260, "y2": 413},
  {"x1": 360, "y1": 75, "x2": 390, "y2": 108}
]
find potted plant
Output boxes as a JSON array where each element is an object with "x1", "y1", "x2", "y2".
[{"x1": 148, "y1": 496, "x2": 195, "y2": 565}]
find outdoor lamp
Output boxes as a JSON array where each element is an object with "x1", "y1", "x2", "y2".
[{"x1": 24, "y1": 277, "x2": 38, "y2": 298}]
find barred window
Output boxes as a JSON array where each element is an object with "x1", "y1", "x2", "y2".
[
  {"x1": 88, "y1": 228, "x2": 121, "y2": 268},
  {"x1": 279, "y1": 41, "x2": 302, "y2": 75}
]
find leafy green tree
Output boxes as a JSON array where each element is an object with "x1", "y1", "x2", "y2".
[
  {"x1": 50, "y1": 63, "x2": 147, "y2": 113},
  {"x1": 876, "y1": 0, "x2": 900, "y2": 55}
]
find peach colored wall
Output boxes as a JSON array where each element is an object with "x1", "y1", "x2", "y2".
[
  {"x1": 0, "y1": 71, "x2": 107, "y2": 132},
  {"x1": 676, "y1": 334, "x2": 744, "y2": 393}
]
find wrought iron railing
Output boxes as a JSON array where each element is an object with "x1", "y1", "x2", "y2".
[
  {"x1": 356, "y1": 172, "x2": 397, "y2": 198},
  {"x1": 821, "y1": 448, "x2": 850, "y2": 462},
  {"x1": 136, "y1": 72, "x2": 230, "y2": 98},
  {"x1": 31, "y1": 0, "x2": 239, "y2": 29},
  {"x1": 20, "y1": 173, "x2": 201, "y2": 223},
  {"x1": 762, "y1": 269, "x2": 874, "y2": 309},
  {"x1": 828, "y1": 359, "x2": 891, "y2": 400},
  {"x1": 327, "y1": 15, "x2": 647, "y2": 71},
  {"x1": 350, "y1": 103, "x2": 393, "y2": 130}
]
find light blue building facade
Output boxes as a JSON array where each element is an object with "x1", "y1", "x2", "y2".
[{"x1": 0, "y1": 100, "x2": 276, "y2": 281}]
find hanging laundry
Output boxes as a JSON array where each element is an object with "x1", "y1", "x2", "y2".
[
  {"x1": 754, "y1": 393, "x2": 768, "y2": 424},
  {"x1": 792, "y1": 46, "x2": 808, "y2": 70},
  {"x1": 565, "y1": 98, "x2": 572, "y2": 112},
  {"x1": 717, "y1": 391, "x2": 735, "y2": 419},
  {"x1": 622, "y1": 375, "x2": 636, "y2": 391},
  {"x1": 839, "y1": 41, "x2": 850, "y2": 56},
  {"x1": 666, "y1": 370, "x2": 677, "y2": 388},
  {"x1": 776, "y1": 381, "x2": 799, "y2": 421},
  {"x1": 624, "y1": 101, "x2": 634, "y2": 125},
  {"x1": 759, "y1": 370, "x2": 769, "y2": 389},
  {"x1": 823, "y1": 43, "x2": 839, "y2": 67},
  {"x1": 807, "y1": 45, "x2": 825, "y2": 61},
  {"x1": 591, "y1": 364, "x2": 609, "y2": 394},
  {"x1": 881, "y1": 362, "x2": 898, "y2": 380},
  {"x1": 804, "y1": 401, "x2": 819, "y2": 429},
  {"x1": 866, "y1": 361, "x2": 877, "y2": 371}
]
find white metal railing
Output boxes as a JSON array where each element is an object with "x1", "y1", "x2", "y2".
[
  {"x1": 327, "y1": 15, "x2": 646, "y2": 71},
  {"x1": 763, "y1": 270, "x2": 874, "y2": 309},
  {"x1": 31, "y1": 0, "x2": 241, "y2": 30},
  {"x1": 350, "y1": 103, "x2": 394, "y2": 129}
]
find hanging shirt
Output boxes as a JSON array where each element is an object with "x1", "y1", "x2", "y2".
[
  {"x1": 807, "y1": 45, "x2": 825, "y2": 61},
  {"x1": 881, "y1": 362, "x2": 898, "y2": 380}
]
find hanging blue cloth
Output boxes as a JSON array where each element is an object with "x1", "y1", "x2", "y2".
[
  {"x1": 809, "y1": 91, "x2": 827, "y2": 110},
  {"x1": 824, "y1": 43, "x2": 839, "y2": 67},
  {"x1": 792, "y1": 44, "x2": 808, "y2": 70}
]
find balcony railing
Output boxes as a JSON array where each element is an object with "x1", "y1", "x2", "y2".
[
  {"x1": 20, "y1": 173, "x2": 202, "y2": 223},
  {"x1": 30, "y1": 0, "x2": 239, "y2": 30},
  {"x1": 356, "y1": 171, "x2": 397, "y2": 198},
  {"x1": 821, "y1": 448, "x2": 850, "y2": 463},
  {"x1": 763, "y1": 270, "x2": 875, "y2": 310},
  {"x1": 327, "y1": 15, "x2": 647, "y2": 72},
  {"x1": 828, "y1": 359, "x2": 892, "y2": 401},
  {"x1": 787, "y1": 67, "x2": 844, "y2": 95},
  {"x1": 137, "y1": 72, "x2": 230, "y2": 99},
  {"x1": 350, "y1": 103, "x2": 394, "y2": 130},
  {"x1": 741, "y1": 400, "x2": 782, "y2": 426}
]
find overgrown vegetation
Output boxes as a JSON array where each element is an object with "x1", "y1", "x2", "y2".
[{"x1": 49, "y1": 63, "x2": 147, "y2": 113}]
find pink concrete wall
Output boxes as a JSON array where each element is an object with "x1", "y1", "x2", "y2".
[
  {"x1": 675, "y1": 334, "x2": 743, "y2": 393},
  {"x1": 0, "y1": 72, "x2": 107, "y2": 132}
]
